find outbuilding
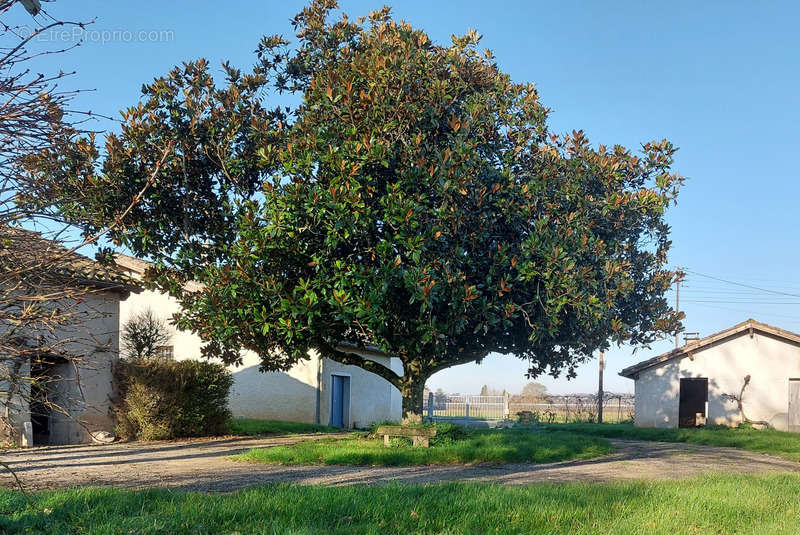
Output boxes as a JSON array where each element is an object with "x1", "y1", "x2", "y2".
[
  {"x1": 115, "y1": 254, "x2": 403, "y2": 429},
  {"x1": 1, "y1": 228, "x2": 137, "y2": 445},
  {"x1": 620, "y1": 319, "x2": 800, "y2": 431}
]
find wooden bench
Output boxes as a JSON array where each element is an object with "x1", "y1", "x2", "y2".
[{"x1": 376, "y1": 425, "x2": 437, "y2": 447}]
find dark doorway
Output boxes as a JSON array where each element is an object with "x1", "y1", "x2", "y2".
[
  {"x1": 29, "y1": 355, "x2": 66, "y2": 445},
  {"x1": 679, "y1": 378, "x2": 708, "y2": 428}
]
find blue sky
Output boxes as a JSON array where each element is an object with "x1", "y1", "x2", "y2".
[{"x1": 10, "y1": 1, "x2": 800, "y2": 395}]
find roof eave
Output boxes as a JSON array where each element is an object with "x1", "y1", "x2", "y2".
[
  {"x1": 66, "y1": 276, "x2": 143, "y2": 296},
  {"x1": 620, "y1": 319, "x2": 800, "y2": 379}
]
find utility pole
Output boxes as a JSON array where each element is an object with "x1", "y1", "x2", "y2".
[
  {"x1": 597, "y1": 351, "x2": 604, "y2": 424},
  {"x1": 675, "y1": 267, "x2": 684, "y2": 349}
]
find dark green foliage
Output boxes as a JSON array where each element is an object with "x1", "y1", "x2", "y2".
[
  {"x1": 427, "y1": 422, "x2": 471, "y2": 446},
  {"x1": 114, "y1": 359, "x2": 233, "y2": 440}
]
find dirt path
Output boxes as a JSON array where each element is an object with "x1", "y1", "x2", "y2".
[{"x1": 2, "y1": 435, "x2": 798, "y2": 492}]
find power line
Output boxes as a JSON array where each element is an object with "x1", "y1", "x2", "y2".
[
  {"x1": 682, "y1": 269, "x2": 800, "y2": 298},
  {"x1": 685, "y1": 296, "x2": 800, "y2": 300},
  {"x1": 685, "y1": 285, "x2": 800, "y2": 292},
  {"x1": 682, "y1": 287, "x2": 798, "y2": 295},
  {"x1": 688, "y1": 303, "x2": 800, "y2": 323},
  {"x1": 691, "y1": 274, "x2": 800, "y2": 285},
  {"x1": 670, "y1": 268, "x2": 800, "y2": 327},
  {"x1": 682, "y1": 285, "x2": 800, "y2": 294},
  {"x1": 684, "y1": 299, "x2": 800, "y2": 305}
]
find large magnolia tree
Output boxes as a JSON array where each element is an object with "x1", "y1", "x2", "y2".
[{"x1": 31, "y1": 1, "x2": 684, "y2": 416}]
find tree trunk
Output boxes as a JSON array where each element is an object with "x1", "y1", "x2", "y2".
[{"x1": 399, "y1": 373, "x2": 428, "y2": 421}]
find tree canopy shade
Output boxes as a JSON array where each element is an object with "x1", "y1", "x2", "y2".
[{"x1": 28, "y1": 1, "x2": 684, "y2": 416}]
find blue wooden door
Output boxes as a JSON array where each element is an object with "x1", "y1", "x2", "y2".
[{"x1": 330, "y1": 375, "x2": 346, "y2": 428}]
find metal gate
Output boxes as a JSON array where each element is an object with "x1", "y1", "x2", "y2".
[{"x1": 423, "y1": 394, "x2": 508, "y2": 423}]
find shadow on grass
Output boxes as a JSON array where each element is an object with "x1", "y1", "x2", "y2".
[
  {"x1": 230, "y1": 418, "x2": 340, "y2": 436},
  {"x1": 2, "y1": 436, "x2": 271, "y2": 471},
  {"x1": 2, "y1": 434, "x2": 344, "y2": 475}
]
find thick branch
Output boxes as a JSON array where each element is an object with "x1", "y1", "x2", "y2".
[
  {"x1": 422, "y1": 350, "x2": 491, "y2": 379},
  {"x1": 316, "y1": 339, "x2": 402, "y2": 386}
]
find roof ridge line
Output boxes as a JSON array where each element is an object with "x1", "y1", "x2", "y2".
[{"x1": 620, "y1": 319, "x2": 800, "y2": 378}]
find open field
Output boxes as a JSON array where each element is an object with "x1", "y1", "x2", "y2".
[
  {"x1": 230, "y1": 418, "x2": 340, "y2": 436},
  {"x1": 235, "y1": 427, "x2": 614, "y2": 466},
  {"x1": 3, "y1": 474, "x2": 800, "y2": 534},
  {"x1": 545, "y1": 423, "x2": 800, "y2": 462},
  {"x1": 430, "y1": 409, "x2": 633, "y2": 424},
  {"x1": 509, "y1": 403, "x2": 635, "y2": 424},
  {"x1": 425, "y1": 395, "x2": 634, "y2": 424}
]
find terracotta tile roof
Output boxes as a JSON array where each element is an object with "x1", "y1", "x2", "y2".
[
  {"x1": 113, "y1": 253, "x2": 204, "y2": 293},
  {"x1": 619, "y1": 319, "x2": 800, "y2": 378},
  {"x1": 112, "y1": 253, "x2": 153, "y2": 276},
  {"x1": 1, "y1": 226, "x2": 140, "y2": 294}
]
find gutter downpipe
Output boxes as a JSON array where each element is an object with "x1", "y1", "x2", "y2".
[{"x1": 315, "y1": 352, "x2": 322, "y2": 425}]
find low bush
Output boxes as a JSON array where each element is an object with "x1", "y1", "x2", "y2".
[
  {"x1": 114, "y1": 359, "x2": 233, "y2": 440},
  {"x1": 427, "y1": 422, "x2": 471, "y2": 446}
]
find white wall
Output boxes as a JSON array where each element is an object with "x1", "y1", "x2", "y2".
[
  {"x1": 228, "y1": 350, "x2": 320, "y2": 423},
  {"x1": 120, "y1": 284, "x2": 403, "y2": 427},
  {"x1": 1, "y1": 289, "x2": 121, "y2": 445},
  {"x1": 47, "y1": 291, "x2": 121, "y2": 444},
  {"x1": 119, "y1": 287, "x2": 204, "y2": 360},
  {"x1": 321, "y1": 354, "x2": 404, "y2": 428},
  {"x1": 634, "y1": 331, "x2": 800, "y2": 430}
]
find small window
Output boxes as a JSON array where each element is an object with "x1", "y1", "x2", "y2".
[{"x1": 158, "y1": 346, "x2": 174, "y2": 360}]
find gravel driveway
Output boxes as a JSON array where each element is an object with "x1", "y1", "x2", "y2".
[{"x1": 2, "y1": 434, "x2": 798, "y2": 492}]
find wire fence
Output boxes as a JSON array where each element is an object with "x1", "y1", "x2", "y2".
[{"x1": 423, "y1": 392, "x2": 635, "y2": 424}]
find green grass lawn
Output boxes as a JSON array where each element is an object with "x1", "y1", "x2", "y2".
[
  {"x1": 545, "y1": 422, "x2": 800, "y2": 462},
  {"x1": 234, "y1": 426, "x2": 614, "y2": 466},
  {"x1": 3, "y1": 474, "x2": 800, "y2": 534},
  {"x1": 229, "y1": 418, "x2": 340, "y2": 436}
]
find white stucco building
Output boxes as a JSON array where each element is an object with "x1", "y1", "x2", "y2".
[
  {"x1": 620, "y1": 319, "x2": 800, "y2": 431},
  {"x1": 1, "y1": 228, "x2": 136, "y2": 445},
  {"x1": 115, "y1": 255, "x2": 403, "y2": 428}
]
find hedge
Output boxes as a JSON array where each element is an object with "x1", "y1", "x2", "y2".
[{"x1": 114, "y1": 359, "x2": 233, "y2": 440}]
